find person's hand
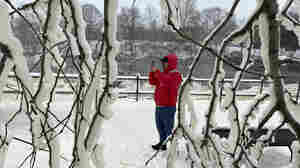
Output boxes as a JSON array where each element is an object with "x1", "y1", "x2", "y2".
[{"x1": 150, "y1": 60, "x2": 157, "y2": 72}]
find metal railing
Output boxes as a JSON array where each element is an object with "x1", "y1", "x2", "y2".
[{"x1": 5, "y1": 73, "x2": 300, "y2": 102}]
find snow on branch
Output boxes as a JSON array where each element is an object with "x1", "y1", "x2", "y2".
[
  {"x1": 160, "y1": 0, "x2": 182, "y2": 28},
  {"x1": 70, "y1": 1, "x2": 119, "y2": 168},
  {"x1": 0, "y1": 1, "x2": 34, "y2": 96},
  {"x1": 158, "y1": 1, "x2": 248, "y2": 166},
  {"x1": 200, "y1": 0, "x2": 243, "y2": 146},
  {"x1": 225, "y1": 0, "x2": 266, "y2": 45},
  {"x1": 68, "y1": 0, "x2": 94, "y2": 78},
  {"x1": 0, "y1": 122, "x2": 13, "y2": 168},
  {"x1": 291, "y1": 140, "x2": 300, "y2": 167},
  {"x1": 32, "y1": 0, "x2": 65, "y2": 167},
  {"x1": 84, "y1": 0, "x2": 119, "y2": 148},
  {"x1": 254, "y1": 0, "x2": 300, "y2": 143},
  {"x1": 0, "y1": 50, "x2": 14, "y2": 102}
]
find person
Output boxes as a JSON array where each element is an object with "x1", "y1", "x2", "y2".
[{"x1": 149, "y1": 53, "x2": 182, "y2": 151}]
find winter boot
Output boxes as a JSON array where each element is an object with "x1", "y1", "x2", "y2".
[
  {"x1": 152, "y1": 142, "x2": 167, "y2": 151},
  {"x1": 160, "y1": 144, "x2": 167, "y2": 151},
  {"x1": 152, "y1": 142, "x2": 162, "y2": 150}
]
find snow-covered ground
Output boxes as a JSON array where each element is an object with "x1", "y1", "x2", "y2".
[{"x1": 0, "y1": 95, "x2": 293, "y2": 168}]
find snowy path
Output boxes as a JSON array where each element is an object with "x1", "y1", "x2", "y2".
[{"x1": 0, "y1": 95, "x2": 294, "y2": 167}]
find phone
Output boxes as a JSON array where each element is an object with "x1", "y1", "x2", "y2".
[{"x1": 150, "y1": 60, "x2": 156, "y2": 72}]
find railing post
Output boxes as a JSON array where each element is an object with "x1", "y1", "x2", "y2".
[
  {"x1": 296, "y1": 80, "x2": 300, "y2": 104},
  {"x1": 136, "y1": 73, "x2": 140, "y2": 102},
  {"x1": 219, "y1": 79, "x2": 224, "y2": 103}
]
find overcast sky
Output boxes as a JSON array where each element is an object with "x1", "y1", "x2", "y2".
[{"x1": 81, "y1": 0, "x2": 258, "y2": 20}]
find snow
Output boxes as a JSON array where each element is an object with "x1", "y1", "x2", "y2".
[{"x1": 0, "y1": 94, "x2": 296, "y2": 168}]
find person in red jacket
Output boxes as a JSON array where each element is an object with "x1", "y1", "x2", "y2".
[{"x1": 149, "y1": 53, "x2": 182, "y2": 150}]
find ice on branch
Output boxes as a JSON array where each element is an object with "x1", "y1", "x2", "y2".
[{"x1": 45, "y1": 0, "x2": 65, "y2": 68}]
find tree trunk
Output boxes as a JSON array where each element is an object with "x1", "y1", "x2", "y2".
[{"x1": 259, "y1": 3, "x2": 300, "y2": 166}]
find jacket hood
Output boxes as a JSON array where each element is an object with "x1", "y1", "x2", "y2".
[{"x1": 163, "y1": 53, "x2": 178, "y2": 72}]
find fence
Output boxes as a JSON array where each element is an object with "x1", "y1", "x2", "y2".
[{"x1": 5, "y1": 73, "x2": 300, "y2": 102}]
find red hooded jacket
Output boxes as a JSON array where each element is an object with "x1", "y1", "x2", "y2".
[{"x1": 149, "y1": 54, "x2": 182, "y2": 106}]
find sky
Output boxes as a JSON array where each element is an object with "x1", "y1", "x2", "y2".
[
  {"x1": 81, "y1": 0, "x2": 258, "y2": 20},
  {"x1": 14, "y1": 0, "x2": 287, "y2": 20}
]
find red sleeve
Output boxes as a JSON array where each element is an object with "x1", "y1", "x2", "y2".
[
  {"x1": 168, "y1": 72, "x2": 182, "y2": 104},
  {"x1": 149, "y1": 70, "x2": 160, "y2": 86}
]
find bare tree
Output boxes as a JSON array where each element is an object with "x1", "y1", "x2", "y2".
[
  {"x1": 199, "y1": 7, "x2": 238, "y2": 45},
  {"x1": 0, "y1": 0, "x2": 119, "y2": 168}
]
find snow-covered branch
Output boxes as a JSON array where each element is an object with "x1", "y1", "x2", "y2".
[
  {"x1": 278, "y1": 0, "x2": 300, "y2": 46},
  {"x1": 256, "y1": 0, "x2": 300, "y2": 147}
]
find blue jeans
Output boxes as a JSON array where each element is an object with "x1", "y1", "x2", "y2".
[{"x1": 155, "y1": 106, "x2": 176, "y2": 143}]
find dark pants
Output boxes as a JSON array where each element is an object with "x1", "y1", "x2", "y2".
[{"x1": 155, "y1": 106, "x2": 176, "y2": 143}]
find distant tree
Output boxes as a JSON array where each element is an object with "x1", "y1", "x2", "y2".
[
  {"x1": 82, "y1": 4, "x2": 103, "y2": 40},
  {"x1": 143, "y1": 4, "x2": 160, "y2": 41},
  {"x1": 199, "y1": 7, "x2": 238, "y2": 45},
  {"x1": 118, "y1": 6, "x2": 143, "y2": 72},
  {"x1": 11, "y1": 13, "x2": 41, "y2": 55},
  {"x1": 118, "y1": 6, "x2": 143, "y2": 41},
  {"x1": 174, "y1": 0, "x2": 203, "y2": 42}
]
